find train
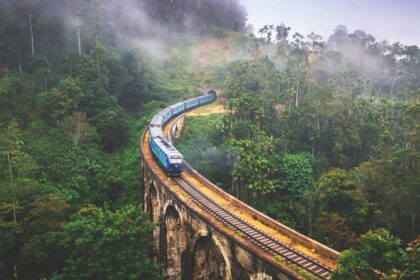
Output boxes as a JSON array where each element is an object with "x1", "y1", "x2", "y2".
[{"x1": 149, "y1": 90, "x2": 217, "y2": 176}]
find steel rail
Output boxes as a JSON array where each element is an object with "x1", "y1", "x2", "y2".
[{"x1": 174, "y1": 175, "x2": 333, "y2": 279}]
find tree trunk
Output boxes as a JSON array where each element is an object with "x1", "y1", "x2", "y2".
[
  {"x1": 307, "y1": 182, "x2": 322, "y2": 235},
  {"x1": 12, "y1": 265, "x2": 18, "y2": 280},
  {"x1": 96, "y1": 54, "x2": 101, "y2": 80},
  {"x1": 76, "y1": 17, "x2": 82, "y2": 55},
  {"x1": 7, "y1": 152, "x2": 17, "y2": 223},
  {"x1": 295, "y1": 80, "x2": 299, "y2": 107},
  {"x1": 231, "y1": 177, "x2": 235, "y2": 194},
  {"x1": 316, "y1": 107, "x2": 320, "y2": 131},
  {"x1": 378, "y1": 78, "x2": 384, "y2": 96},
  {"x1": 18, "y1": 53, "x2": 22, "y2": 73},
  {"x1": 391, "y1": 79, "x2": 394, "y2": 97},
  {"x1": 29, "y1": 13, "x2": 34, "y2": 55},
  {"x1": 411, "y1": 209, "x2": 416, "y2": 240},
  {"x1": 137, "y1": 56, "x2": 142, "y2": 76}
]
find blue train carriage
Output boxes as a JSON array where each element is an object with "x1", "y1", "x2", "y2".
[
  {"x1": 184, "y1": 89, "x2": 217, "y2": 110},
  {"x1": 147, "y1": 90, "x2": 217, "y2": 176},
  {"x1": 149, "y1": 114, "x2": 164, "y2": 140},
  {"x1": 150, "y1": 114, "x2": 164, "y2": 128},
  {"x1": 184, "y1": 96, "x2": 201, "y2": 110},
  {"x1": 158, "y1": 107, "x2": 173, "y2": 124},
  {"x1": 169, "y1": 102, "x2": 186, "y2": 116},
  {"x1": 150, "y1": 137, "x2": 184, "y2": 175}
]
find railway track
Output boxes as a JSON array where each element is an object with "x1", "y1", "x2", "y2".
[{"x1": 174, "y1": 175, "x2": 334, "y2": 280}]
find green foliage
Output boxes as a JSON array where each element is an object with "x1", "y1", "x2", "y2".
[
  {"x1": 0, "y1": 1, "x2": 419, "y2": 277},
  {"x1": 231, "y1": 134, "x2": 281, "y2": 195},
  {"x1": 0, "y1": 176, "x2": 71, "y2": 279},
  {"x1": 279, "y1": 153, "x2": 313, "y2": 197},
  {"x1": 177, "y1": 115, "x2": 232, "y2": 186},
  {"x1": 92, "y1": 109, "x2": 129, "y2": 151},
  {"x1": 116, "y1": 51, "x2": 155, "y2": 112},
  {"x1": 58, "y1": 112, "x2": 98, "y2": 149},
  {"x1": 0, "y1": 74, "x2": 33, "y2": 122},
  {"x1": 52, "y1": 205, "x2": 161, "y2": 280},
  {"x1": 400, "y1": 237, "x2": 420, "y2": 280},
  {"x1": 313, "y1": 169, "x2": 375, "y2": 249},
  {"x1": 0, "y1": 29, "x2": 174, "y2": 275},
  {"x1": 332, "y1": 229, "x2": 403, "y2": 280},
  {"x1": 231, "y1": 120, "x2": 258, "y2": 139}
]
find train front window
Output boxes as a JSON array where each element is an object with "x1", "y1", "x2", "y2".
[{"x1": 170, "y1": 155, "x2": 183, "y2": 164}]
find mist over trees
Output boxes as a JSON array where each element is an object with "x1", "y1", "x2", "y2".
[
  {"x1": 255, "y1": 23, "x2": 420, "y2": 99},
  {"x1": 0, "y1": 0, "x2": 419, "y2": 279},
  {"x1": 0, "y1": 0, "x2": 249, "y2": 278},
  {"x1": 177, "y1": 17, "x2": 418, "y2": 279},
  {"x1": 0, "y1": 0, "x2": 247, "y2": 70}
]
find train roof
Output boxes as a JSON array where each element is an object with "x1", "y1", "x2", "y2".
[
  {"x1": 184, "y1": 96, "x2": 201, "y2": 103},
  {"x1": 149, "y1": 127, "x2": 163, "y2": 138},
  {"x1": 150, "y1": 115, "x2": 163, "y2": 126},
  {"x1": 158, "y1": 107, "x2": 172, "y2": 116},
  {"x1": 153, "y1": 137, "x2": 183, "y2": 157},
  {"x1": 169, "y1": 102, "x2": 185, "y2": 109}
]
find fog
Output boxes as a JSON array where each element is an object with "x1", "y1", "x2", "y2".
[
  {"x1": 0, "y1": 0, "x2": 418, "y2": 94},
  {"x1": 0, "y1": 0, "x2": 247, "y2": 65}
]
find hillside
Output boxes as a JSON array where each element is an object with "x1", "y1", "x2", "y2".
[{"x1": 0, "y1": 0, "x2": 419, "y2": 279}]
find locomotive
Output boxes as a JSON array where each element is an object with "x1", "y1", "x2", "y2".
[{"x1": 149, "y1": 90, "x2": 217, "y2": 175}]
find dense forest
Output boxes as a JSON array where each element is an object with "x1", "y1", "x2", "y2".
[
  {"x1": 0, "y1": 0, "x2": 418, "y2": 279},
  {"x1": 177, "y1": 19, "x2": 420, "y2": 280}
]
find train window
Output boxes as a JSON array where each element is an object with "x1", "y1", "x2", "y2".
[{"x1": 170, "y1": 159, "x2": 182, "y2": 164}]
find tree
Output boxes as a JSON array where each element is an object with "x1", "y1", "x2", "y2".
[
  {"x1": 332, "y1": 229, "x2": 403, "y2": 280},
  {"x1": 287, "y1": 37, "x2": 309, "y2": 108},
  {"x1": 0, "y1": 74, "x2": 25, "y2": 121},
  {"x1": 37, "y1": 77, "x2": 83, "y2": 120},
  {"x1": 275, "y1": 23, "x2": 291, "y2": 43},
  {"x1": 51, "y1": 205, "x2": 161, "y2": 280},
  {"x1": 278, "y1": 153, "x2": 313, "y2": 198},
  {"x1": 307, "y1": 32, "x2": 323, "y2": 54},
  {"x1": 231, "y1": 134, "x2": 282, "y2": 203},
  {"x1": 58, "y1": 112, "x2": 97, "y2": 149},
  {"x1": 313, "y1": 169, "x2": 375, "y2": 249},
  {"x1": 400, "y1": 237, "x2": 420, "y2": 280},
  {"x1": 91, "y1": 43, "x2": 109, "y2": 85},
  {"x1": 17, "y1": 0, "x2": 39, "y2": 56},
  {"x1": 0, "y1": 120, "x2": 38, "y2": 223},
  {"x1": 92, "y1": 108, "x2": 128, "y2": 151},
  {"x1": 260, "y1": 153, "x2": 314, "y2": 232},
  {"x1": 258, "y1": 25, "x2": 275, "y2": 43},
  {"x1": 328, "y1": 25, "x2": 348, "y2": 51}
]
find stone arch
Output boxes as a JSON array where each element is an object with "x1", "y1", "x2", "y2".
[
  {"x1": 147, "y1": 182, "x2": 160, "y2": 223},
  {"x1": 191, "y1": 234, "x2": 229, "y2": 280},
  {"x1": 170, "y1": 115, "x2": 185, "y2": 140},
  {"x1": 146, "y1": 182, "x2": 161, "y2": 263},
  {"x1": 163, "y1": 201, "x2": 184, "y2": 223},
  {"x1": 164, "y1": 205, "x2": 185, "y2": 280},
  {"x1": 174, "y1": 126, "x2": 179, "y2": 138},
  {"x1": 250, "y1": 272, "x2": 273, "y2": 280}
]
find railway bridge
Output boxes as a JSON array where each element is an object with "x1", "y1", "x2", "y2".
[{"x1": 141, "y1": 108, "x2": 340, "y2": 280}]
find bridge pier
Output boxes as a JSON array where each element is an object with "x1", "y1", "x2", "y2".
[{"x1": 143, "y1": 165, "x2": 294, "y2": 280}]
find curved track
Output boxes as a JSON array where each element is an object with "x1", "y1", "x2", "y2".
[
  {"x1": 143, "y1": 100, "x2": 339, "y2": 279},
  {"x1": 174, "y1": 174, "x2": 333, "y2": 279}
]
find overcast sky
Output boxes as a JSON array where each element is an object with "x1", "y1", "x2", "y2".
[{"x1": 240, "y1": 0, "x2": 420, "y2": 46}]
